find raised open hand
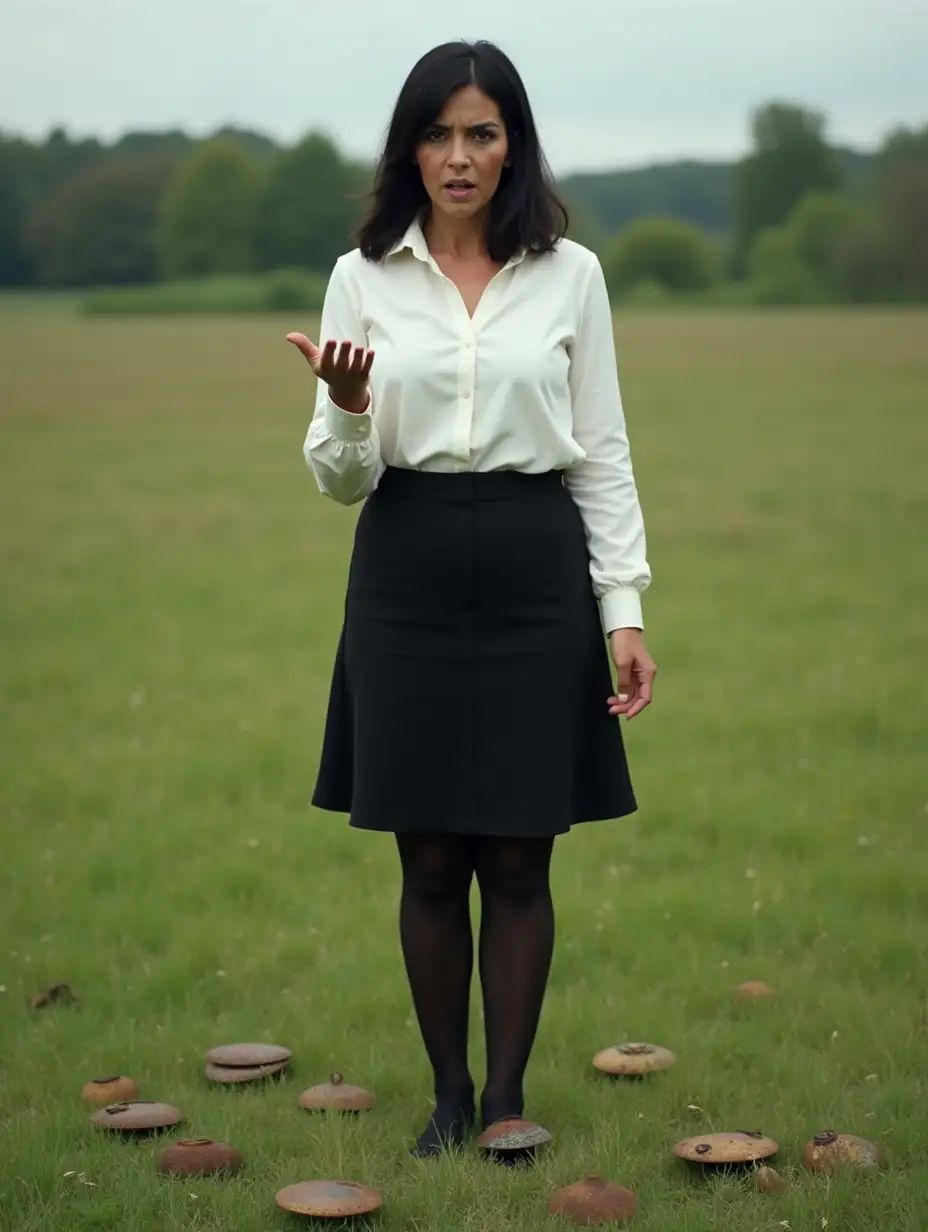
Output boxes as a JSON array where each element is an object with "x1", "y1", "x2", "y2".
[{"x1": 287, "y1": 334, "x2": 374, "y2": 415}]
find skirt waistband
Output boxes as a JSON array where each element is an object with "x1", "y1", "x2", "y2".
[{"x1": 376, "y1": 466, "x2": 566, "y2": 502}]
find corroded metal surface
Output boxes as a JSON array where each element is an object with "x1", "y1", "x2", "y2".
[
  {"x1": 205, "y1": 1058, "x2": 290, "y2": 1084},
  {"x1": 91, "y1": 1101, "x2": 183, "y2": 1131},
  {"x1": 672, "y1": 1131, "x2": 778, "y2": 1164},
  {"x1": 592, "y1": 1042, "x2": 677, "y2": 1076},
  {"x1": 275, "y1": 1179, "x2": 383, "y2": 1218},
  {"x1": 157, "y1": 1138, "x2": 244, "y2": 1177},
  {"x1": 547, "y1": 1172, "x2": 638, "y2": 1225},
  {"x1": 802, "y1": 1131, "x2": 886, "y2": 1174},
  {"x1": 82, "y1": 1076, "x2": 140, "y2": 1105},
  {"x1": 476, "y1": 1117, "x2": 553, "y2": 1152},
  {"x1": 298, "y1": 1072, "x2": 376, "y2": 1112},
  {"x1": 204, "y1": 1042, "x2": 292, "y2": 1067}
]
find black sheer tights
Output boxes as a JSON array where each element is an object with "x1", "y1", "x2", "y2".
[{"x1": 395, "y1": 833, "x2": 555, "y2": 1157}]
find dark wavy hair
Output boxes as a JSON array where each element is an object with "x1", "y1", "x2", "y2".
[{"x1": 356, "y1": 40, "x2": 568, "y2": 264}]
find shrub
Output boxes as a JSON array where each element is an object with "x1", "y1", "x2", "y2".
[
  {"x1": 81, "y1": 269, "x2": 327, "y2": 316},
  {"x1": 604, "y1": 217, "x2": 717, "y2": 295}
]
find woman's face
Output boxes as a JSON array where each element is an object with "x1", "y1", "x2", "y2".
[{"x1": 415, "y1": 85, "x2": 510, "y2": 224}]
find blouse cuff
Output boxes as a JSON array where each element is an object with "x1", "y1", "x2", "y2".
[
  {"x1": 324, "y1": 394, "x2": 373, "y2": 442},
  {"x1": 600, "y1": 587, "x2": 644, "y2": 635}
]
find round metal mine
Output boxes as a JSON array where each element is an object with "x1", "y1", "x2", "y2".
[
  {"x1": 275, "y1": 1179, "x2": 383, "y2": 1219},
  {"x1": 592, "y1": 1042, "x2": 677, "y2": 1077},
  {"x1": 802, "y1": 1131, "x2": 886, "y2": 1174},
  {"x1": 205, "y1": 1059, "x2": 290, "y2": 1085},
  {"x1": 91, "y1": 1101, "x2": 184, "y2": 1133},
  {"x1": 298, "y1": 1072, "x2": 376, "y2": 1112},
  {"x1": 476, "y1": 1117, "x2": 553, "y2": 1154},
  {"x1": 82, "y1": 1076, "x2": 140, "y2": 1106},
  {"x1": 672, "y1": 1131, "x2": 778, "y2": 1166},
  {"x1": 548, "y1": 1172, "x2": 638, "y2": 1225},
  {"x1": 204, "y1": 1042, "x2": 291, "y2": 1068},
  {"x1": 157, "y1": 1138, "x2": 244, "y2": 1177}
]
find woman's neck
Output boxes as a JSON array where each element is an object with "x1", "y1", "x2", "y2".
[{"x1": 423, "y1": 207, "x2": 489, "y2": 260}]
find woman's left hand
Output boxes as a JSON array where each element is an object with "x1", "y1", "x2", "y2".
[{"x1": 607, "y1": 629, "x2": 657, "y2": 720}]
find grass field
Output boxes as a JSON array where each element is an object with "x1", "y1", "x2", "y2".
[{"x1": 1, "y1": 306, "x2": 927, "y2": 1231}]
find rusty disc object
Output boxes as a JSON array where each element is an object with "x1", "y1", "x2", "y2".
[
  {"x1": 753, "y1": 1165, "x2": 789, "y2": 1195},
  {"x1": 673, "y1": 1131, "x2": 778, "y2": 1166},
  {"x1": 476, "y1": 1117, "x2": 553, "y2": 1154},
  {"x1": 205, "y1": 1042, "x2": 291, "y2": 1068},
  {"x1": 734, "y1": 981, "x2": 776, "y2": 1002},
  {"x1": 548, "y1": 1173, "x2": 638, "y2": 1225},
  {"x1": 157, "y1": 1138, "x2": 244, "y2": 1177},
  {"x1": 298, "y1": 1072, "x2": 376, "y2": 1112},
  {"x1": 802, "y1": 1130, "x2": 886, "y2": 1174},
  {"x1": 91, "y1": 1101, "x2": 184, "y2": 1132},
  {"x1": 205, "y1": 1058, "x2": 290, "y2": 1084},
  {"x1": 592, "y1": 1042, "x2": 677, "y2": 1077},
  {"x1": 82, "y1": 1075, "x2": 140, "y2": 1106},
  {"x1": 275, "y1": 1180, "x2": 383, "y2": 1219}
]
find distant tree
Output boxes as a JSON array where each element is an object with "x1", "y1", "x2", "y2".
[
  {"x1": 28, "y1": 126, "x2": 108, "y2": 199},
  {"x1": 157, "y1": 138, "x2": 262, "y2": 279},
  {"x1": 561, "y1": 194, "x2": 609, "y2": 256},
  {"x1": 788, "y1": 192, "x2": 872, "y2": 294},
  {"x1": 23, "y1": 151, "x2": 180, "y2": 286},
  {"x1": 747, "y1": 189, "x2": 891, "y2": 304},
  {"x1": 0, "y1": 127, "x2": 109, "y2": 285},
  {"x1": 875, "y1": 123, "x2": 928, "y2": 172},
  {"x1": 603, "y1": 217, "x2": 717, "y2": 295},
  {"x1": 253, "y1": 132, "x2": 366, "y2": 275},
  {"x1": 111, "y1": 130, "x2": 195, "y2": 160},
  {"x1": 733, "y1": 102, "x2": 842, "y2": 272},
  {"x1": 561, "y1": 160, "x2": 733, "y2": 236},
  {"x1": 747, "y1": 224, "x2": 824, "y2": 304},
  {"x1": 0, "y1": 138, "x2": 34, "y2": 284},
  {"x1": 871, "y1": 124, "x2": 928, "y2": 300},
  {"x1": 880, "y1": 160, "x2": 928, "y2": 300}
]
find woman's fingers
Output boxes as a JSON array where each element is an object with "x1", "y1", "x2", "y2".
[
  {"x1": 285, "y1": 333, "x2": 321, "y2": 366},
  {"x1": 624, "y1": 660, "x2": 656, "y2": 720},
  {"x1": 285, "y1": 336, "x2": 374, "y2": 384},
  {"x1": 606, "y1": 657, "x2": 656, "y2": 720},
  {"x1": 607, "y1": 684, "x2": 637, "y2": 717},
  {"x1": 294, "y1": 338, "x2": 374, "y2": 382}
]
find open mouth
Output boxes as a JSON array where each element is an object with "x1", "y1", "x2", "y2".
[{"x1": 444, "y1": 180, "x2": 477, "y2": 198}]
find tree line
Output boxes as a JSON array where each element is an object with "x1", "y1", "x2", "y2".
[
  {"x1": 599, "y1": 105, "x2": 927, "y2": 304},
  {"x1": 0, "y1": 102, "x2": 926, "y2": 304}
]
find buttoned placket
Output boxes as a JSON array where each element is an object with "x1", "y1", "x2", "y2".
[{"x1": 420, "y1": 249, "x2": 524, "y2": 470}]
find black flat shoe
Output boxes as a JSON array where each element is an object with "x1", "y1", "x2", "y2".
[{"x1": 409, "y1": 1106, "x2": 475, "y2": 1159}]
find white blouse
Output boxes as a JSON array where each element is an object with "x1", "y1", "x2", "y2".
[{"x1": 303, "y1": 219, "x2": 651, "y2": 632}]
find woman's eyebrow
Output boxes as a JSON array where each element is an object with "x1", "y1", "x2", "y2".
[{"x1": 430, "y1": 120, "x2": 502, "y2": 132}]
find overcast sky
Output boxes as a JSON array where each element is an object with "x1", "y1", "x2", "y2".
[{"x1": 1, "y1": 0, "x2": 926, "y2": 174}]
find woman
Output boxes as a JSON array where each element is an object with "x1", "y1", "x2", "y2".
[{"x1": 288, "y1": 40, "x2": 656, "y2": 1159}]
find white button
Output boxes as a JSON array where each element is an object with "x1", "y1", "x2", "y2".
[{"x1": 464, "y1": 339, "x2": 473, "y2": 349}]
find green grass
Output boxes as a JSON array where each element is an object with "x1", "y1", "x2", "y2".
[{"x1": 1, "y1": 308, "x2": 927, "y2": 1231}]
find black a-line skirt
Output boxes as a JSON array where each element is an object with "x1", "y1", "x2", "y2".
[{"x1": 311, "y1": 466, "x2": 637, "y2": 837}]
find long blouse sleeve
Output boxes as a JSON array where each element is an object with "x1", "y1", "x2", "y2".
[
  {"x1": 564, "y1": 253, "x2": 652, "y2": 632},
  {"x1": 302, "y1": 255, "x2": 383, "y2": 505}
]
